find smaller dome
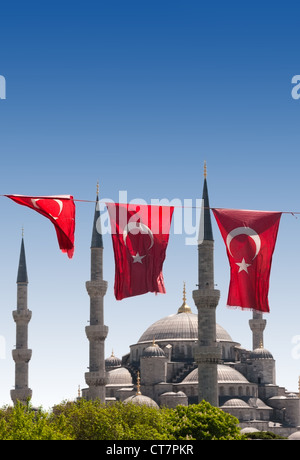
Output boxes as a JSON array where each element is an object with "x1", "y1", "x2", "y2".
[
  {"x1": 218, "y1": 365, "x2": 249, "y2": 383},
  {"x1": 105, "y1": 351, "x2": 121, "y2": 368},
  {"x1": 221, "y1": 398, "x2": 250, "y2": 408},
  {"x1": 160, "y1": 391, "x2": 187, "y2": 397},
  {"x1": 142, "y1": 341, "x2": 166, "y2": 358},
  {"x1": 289, "y1": 431, "x2": 300, "y2": 440},
  {"x1": 124, "y1": 394, "x2": 159, "y2": 409},
  {"x1": 106, "y1": 367, "x2": 133, "y2": 385},
  {"x1": 176, "y1": 391, "x2": 187, "y2": 397},
  {"x1": 182, "y1": 364, "x2": 250, "y2": 384},
  {"x1": 240, "y1": 427, "x2": 259, "y2": 434},
  {"x1": 250, "y1": 347, "x2": 273, "y2": 360}
]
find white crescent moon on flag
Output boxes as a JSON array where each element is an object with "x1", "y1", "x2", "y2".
[
  {"x1": 52, "y1": 199, "x2": 63, "y2": 219},
  {"x1": 31, "y1": 198, "x2": 63, "y2": 220},
  {"x1": 31, "y1": 198, "x2": 41, "y2": 209},
  {"x1": 226, "y1": 227, "x2": 261, "y2": 260},
  {"x1": 123, "y1": 221, "x2": 154, "y2": 250}
]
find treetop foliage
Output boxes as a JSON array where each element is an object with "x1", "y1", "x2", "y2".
[{"x1": 0, "y1": 399, "x2": 247, "y2": 440}]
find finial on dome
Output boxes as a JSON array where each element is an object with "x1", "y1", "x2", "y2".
[
  {"x1": 177, "y1": 282, "x2": 192, "y2": 314},
  {"x1": 204, "y1": 160, "x2": 207, "y2": 179},
  {"x1": 96, "y1": 181, "x2": 99, "y2": 196},
  {"x1": 136, "y1": 371, "x2": 142, "y2": 395}
]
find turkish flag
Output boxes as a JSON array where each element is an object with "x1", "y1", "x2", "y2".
[
  {"x1": 106, "y1": 203, "x2": 174, "y2": 300},
  {"x1": 6, "y1": 195, "x2": 76, "y2": 258},
  {"x1": 212, "y1": 208, "x2": 282, "y2": 312}
]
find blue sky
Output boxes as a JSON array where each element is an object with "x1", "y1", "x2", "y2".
[{"x1": 0, "y1": 1, "x2": 300, "y2": 408}]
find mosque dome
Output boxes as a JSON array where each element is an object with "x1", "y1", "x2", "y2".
[
  {"x1": 221, "y1": 398, "x2": 250, "y2": 408},
  {"x1": 142, "y1": 341, "x2": 166, "y2": 358},
  {"x1": 137, "y1": 284, "x2": 235, "y2": 346},
  {"x1": 217, "y1": 365, "x2": 250, "y2": 383},
  {"x1": 138, "y1": 313, "x2": 233, "y2": 344},
  {"x1": 182, "y1": 364, "x2": 249, "y2": 384},
  {"x1": 249, "y1": 347, "x2": 273, "y2": 360},
  {"x1": 138, "y1": 312, "x2": 197, "y2": 342},
  {"x1": 106, "y1": 367, "x2": 133, "y2": 385},
  {"x1": 105, "y1": 351, "x2": 122, "y2": 369},
  {"x1": 288, "y1": 431, "x2": 300, "y2": 440},
  {"x1": 240, "y1": 427, "x2": 259, "y2": 434},
  {"x1": 124, "y1": 393, "x2": 159, "y2": 408}
]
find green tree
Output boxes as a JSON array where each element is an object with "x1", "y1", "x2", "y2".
[
  {"x1": 0, "y1": 399, "x2": 245, "y2": 440},
  {"x1": 0, "y1": 401, "x2": 72, "y2": 440},
  {"x1": 162, "y1": 401, "x2": 245, "y2": 440},
  {"x1": 51, "y1": 399, "x2": 171, "y2": 440}
]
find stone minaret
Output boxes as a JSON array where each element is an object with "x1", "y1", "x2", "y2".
[
  {"x1": 249, "y1": 311, "x2": 266, "y2": 350},
  {"x1": 11, "y1": 235, "x2": 32, "y2": 405},
  {"x1": 84, "y1": 187, "x2": 108, "y2": 401},
  {"x1": 193, "y1": 163, "x2": 221, "y2": 407}
]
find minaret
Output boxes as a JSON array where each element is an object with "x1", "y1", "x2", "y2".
[
  {"x1": 85, "y1": 185, "x2": 108, "y2": 401},
  {"x1": 249, "y1": 311, "x2": 266, "y2": 350},
  {"x1": 192, "y1": 163, "x2": 221, "y2": 407},
  {"x1": 11, "y1": 234, "x2": 32, "y2": 405}
]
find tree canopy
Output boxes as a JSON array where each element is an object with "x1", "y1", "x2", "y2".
[{"x1": 0, "y1": 399, "x2": 246, "y2": 440}]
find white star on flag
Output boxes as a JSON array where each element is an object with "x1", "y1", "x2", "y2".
[
  {"x1": 132, "y1": 252, "x2": 146, "y2": 264},
  {"x1": 236, "y1": 258, "x2": 251, "y2": 273}
]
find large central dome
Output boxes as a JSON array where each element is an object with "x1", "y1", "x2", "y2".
[{"x1": 138, "y1": 311, "x2": 233, "y2": 344}]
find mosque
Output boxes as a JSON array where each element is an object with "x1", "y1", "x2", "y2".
[
  {"x1": 11, "y1": 173, "x2": 300, "y2": 439},
  {"x1": 104, "y1": 295, "x2": 300, "y2": 437}
]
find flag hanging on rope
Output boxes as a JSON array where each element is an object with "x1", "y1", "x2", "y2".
[
  {"x1": 212, "y1": 208, "x2": 282, "y2": 312},
  {"x1": 106, "y1": 203, "x2": 174, "y2": 300},
  {"x1": 6, "y1": 195, "x2": 76, "y2": 258}
]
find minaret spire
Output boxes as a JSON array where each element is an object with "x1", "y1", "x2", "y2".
[
  {"x1": 91, "y1": 182, "x2": 103, "y2": 249},
  {"x1": 11, "y1": 234, "x2": 32, "y2": 405},
  {"x1": 193, "y1": 162, "x2": 221, "y2": 407},
  {"x1": 197, "y1": 162, "x2": 213, "y2": 247},
  {"x1": 84, "y1": 185, "x2": 108, "y2": 401}
]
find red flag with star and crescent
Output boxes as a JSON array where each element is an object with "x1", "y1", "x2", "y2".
[
  {"x1": 6, "y1": 195, "x2": 76, "y2": 258},
  {"x1": 212, "y1": 208, "x2": 282, "y2": 312},
  {"x1": 106, "y1": 203, "x2": 174, "y2": 300}
]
